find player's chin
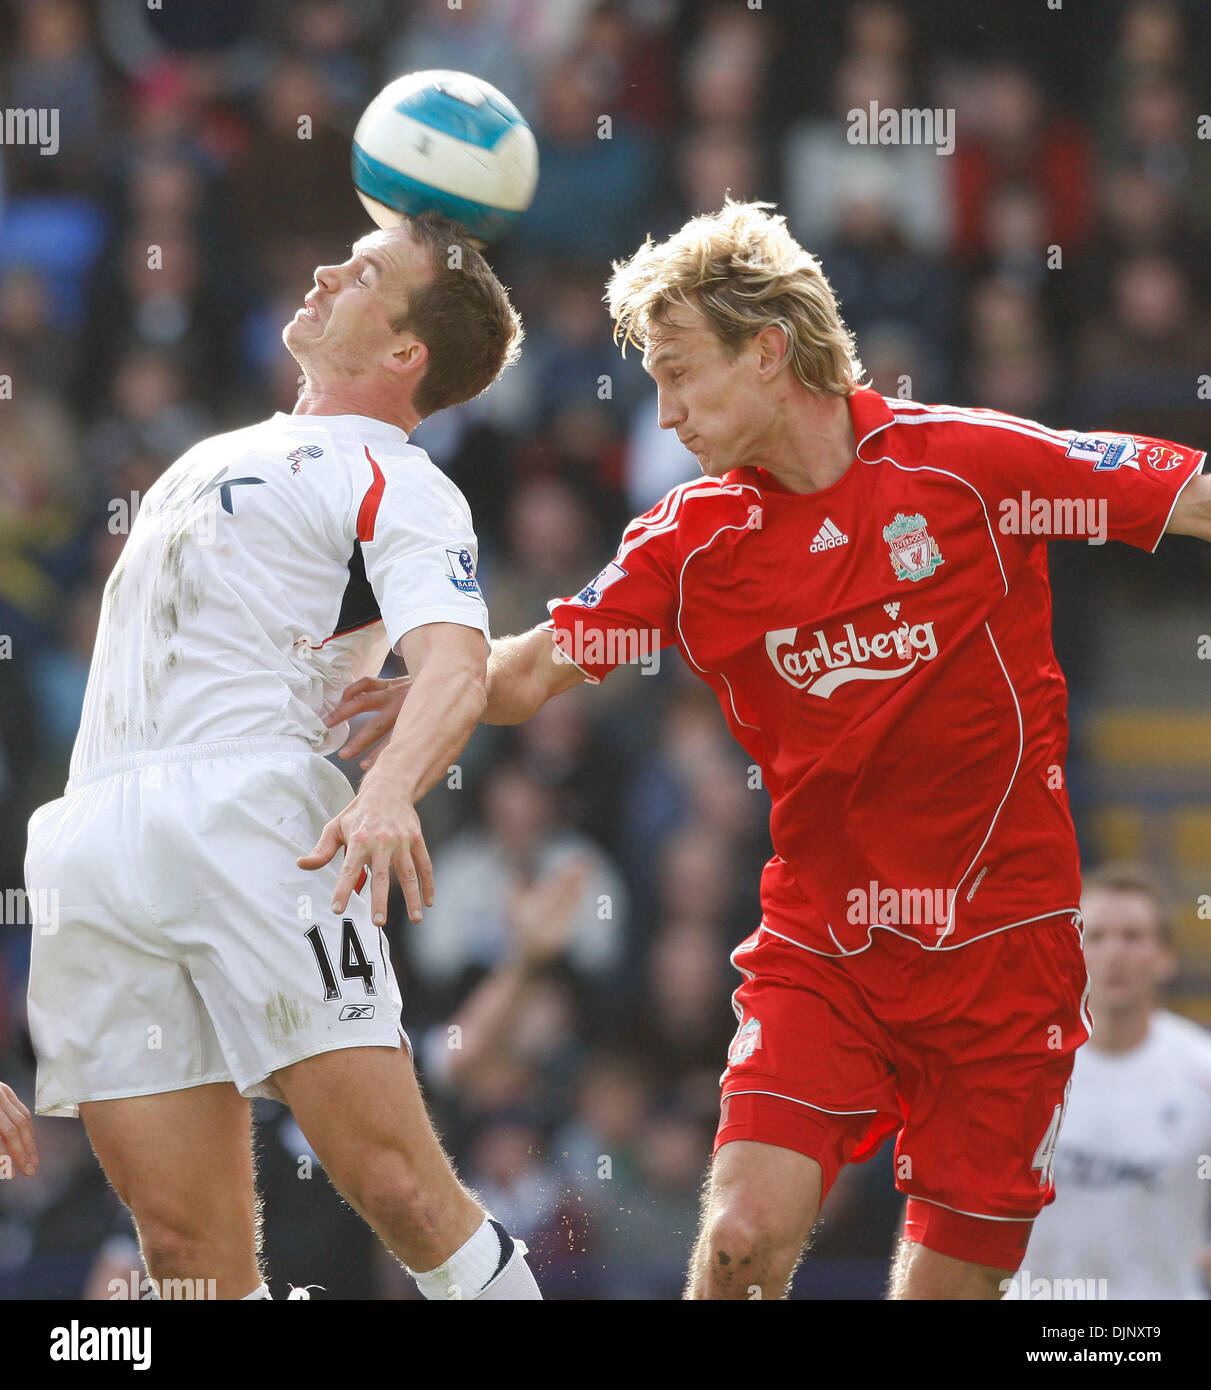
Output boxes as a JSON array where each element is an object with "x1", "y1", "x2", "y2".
[{"x1": 284, "y1": 327, "x2": 315, "y2": 362}]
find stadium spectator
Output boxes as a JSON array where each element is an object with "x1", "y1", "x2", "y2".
[
  {"x1": 2, "y1": 0, "x2": 104, "y2": 194},
  {"x1": 524, "y1": 54, "x2": 659, "y2": 261},
  {"x1": 949, "y1": 63, "x2": 1094, "y2": 263},
  {"x1": 783, "y1": 53, "x2": 949, "y2": 258},
  {"x1": 407, "y1": 760, "x2": 627, "y2": 988}
]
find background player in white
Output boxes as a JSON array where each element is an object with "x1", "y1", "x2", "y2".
[
  {"x1": 1018, "y1": 865, "x2": 1211, "y2": 1299},
  {"x1": 24, "y1": 212, "x2": 542, "y2": 1300}
]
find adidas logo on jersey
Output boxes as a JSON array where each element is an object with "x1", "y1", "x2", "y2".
[{"x1": 809, "y1": 518, "x2": 849, "y2": 553}]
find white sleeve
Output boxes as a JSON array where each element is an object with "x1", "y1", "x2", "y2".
[{"x1": 359, "y1": 461, "x2": 491, "y2": 652}]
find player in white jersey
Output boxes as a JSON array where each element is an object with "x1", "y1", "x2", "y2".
[
  {"x1": 23, "y1": 212, "x2": 543, "y2": 1300},
  {"x1": 1014, "y1": 865, "x2": 1211, "y2": 1300}
]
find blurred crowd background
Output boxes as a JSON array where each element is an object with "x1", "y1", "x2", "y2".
[{"x1": 1, "y1": 0, "x2": 1209, "y2": 1299}]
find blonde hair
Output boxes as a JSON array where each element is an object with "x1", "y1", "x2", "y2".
[{"x1": 606, "y1": 198, "x2": 864, "y2": 397}]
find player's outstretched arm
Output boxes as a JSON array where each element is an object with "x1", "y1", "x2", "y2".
[
  {"x1": 326, "y1": 625, "x2": 587, "y2": 767},
  {"x1": 300, "y1": 621, "x2": 488, "y2": 925},
  {"x1": 482, "y1": 626, "x2": 588, "y2": 724},
  {"x1": 0, "y1": 1081, "x2": 38, "y2": 1176},
  {"x1": 1165, "y1": 471, "x2": 1211, "y2": 541}
]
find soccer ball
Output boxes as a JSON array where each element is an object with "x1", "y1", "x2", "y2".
[{"x1": 351, "y1": 69, "x2": 539, "y2": 247}]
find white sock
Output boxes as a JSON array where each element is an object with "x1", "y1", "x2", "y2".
[
  {"x1": 410, "y1": 1217, "x2": 542, "y2": 1301},
  {"x1": 474, "y1": 1243, "x2": 543, "y2": 1300},
  {"x1": 240, "y1": 1282, "x2": 272, "y2": 1300}
]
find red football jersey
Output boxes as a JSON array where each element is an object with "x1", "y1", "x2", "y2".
[{"x1": 545, "y1": 388, "x2": 1205, "y2": 953}]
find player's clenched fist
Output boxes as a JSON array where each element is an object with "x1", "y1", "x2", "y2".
[
  {"x1": 0, "y1": 1081, "x2": 38, "y2": 1176},
  {"x1": 325, "y1": 675, "x2": 411, "y2": 770},
  {"x1": 298, "y1": 777, "x2": 434, "y2": 927}
]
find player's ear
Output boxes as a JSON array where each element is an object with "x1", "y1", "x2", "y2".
[
  {"x1": 754, "y1": 323, "x2": 791, "y2": 378},
  {"x1": 385, "y1": 335, "x2": 428, "y2": 380}
]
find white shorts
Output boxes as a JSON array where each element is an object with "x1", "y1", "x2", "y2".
[{"x1": 24, "y1": 736, "x2": 406, "y2": 1117}]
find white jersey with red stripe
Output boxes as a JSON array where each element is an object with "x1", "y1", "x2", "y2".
[{"x1": 70, "y1": 411, "x2": 490, "y2": 779}]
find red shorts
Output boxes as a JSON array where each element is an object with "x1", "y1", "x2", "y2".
[{"x1": 715, "y1": 912, "x2": 1090, "y2": 1272}]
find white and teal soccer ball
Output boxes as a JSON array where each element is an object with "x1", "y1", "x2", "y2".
[{"x1": 351, "y1": 69, "x2": 539, "y2": 246}]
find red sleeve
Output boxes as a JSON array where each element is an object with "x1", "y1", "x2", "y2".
[
  {"x1": 930, "y1": 408, "x2": 1206, "y2": 552},
  {"x1": 543, "y1": 498, "x2": 681, "y2": 683}
]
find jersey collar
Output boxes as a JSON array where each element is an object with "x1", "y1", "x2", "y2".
[
  {"x1": 849, "y1": 386, "x2": 896, "y2": 460},
  {"x1": 272, "y1": 411, "x2": 410, "y2": 442}
]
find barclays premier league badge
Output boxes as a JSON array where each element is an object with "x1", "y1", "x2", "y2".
[
  {"x1": 1065, "y1": 433, "x2": 1139, "y2": 472},
  {"x1": 884, "y1": 512, "x2": 944, "y2": 583},
  {"x1": 574, "y1": 560, "x2": 627, "y2": 609},
  {"x1": 445, "y1": 547, "x2": 482, "y2": 596}
]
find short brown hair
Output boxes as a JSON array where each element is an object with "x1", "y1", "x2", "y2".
[
  {"x1": 392, "y1": 211, "x2": 524, "y2": 417},
  {"x1": 1081, "y1": 862, "x2": 1175, "y2": 945}
]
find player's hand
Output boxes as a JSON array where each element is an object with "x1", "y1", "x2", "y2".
[
  {"x1": 324, "y1": 676, "x2": 411, "y2": 770},
  {"x1": 298, "y1": 772, "x2": 434, "y2": 926},
  {"x1": 0, "y1": 1081, "x2": 38, "y2": 1176}
]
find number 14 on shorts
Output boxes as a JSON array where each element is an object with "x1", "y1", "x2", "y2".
[
  {"x1": 1031, "y1": 1079, "x2": 1071, "y2": 1189},
  {"x1": 305, "y1": 919, "x2": 377, "y2": 1001}
]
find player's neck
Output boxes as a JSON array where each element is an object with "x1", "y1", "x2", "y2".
[
  {"x1": 757, "y1": 392, "x2": 855, "y2": 494},
  {"x1": 293, "y1": 384, "x2": 418, "y2": 435},
  {"x1": 1088, "y1": 1004, "x2": 1153, "y2": 1055}
]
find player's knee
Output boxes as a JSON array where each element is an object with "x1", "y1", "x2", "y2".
[
  {"x1": 135, "y1": 1217, "x2": 213, "y2": 1279},
  {"x1": 703, "y1": 1200, "x2": 801, "y2": 1276},
  {"x1": 131, "y1": 1190, "x2": 256, "y2": 1276},
  {"x1": 344, "y1": 1158, "x2": 443, "y2": 1241}
]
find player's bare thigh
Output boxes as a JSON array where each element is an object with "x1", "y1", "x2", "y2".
[
  {"x1": 687, "y1": 1140, "x2": 823, "y2": 1300},
  {"x1": 80, "y1": 1082, "x2": 260, "y2": 1299}
]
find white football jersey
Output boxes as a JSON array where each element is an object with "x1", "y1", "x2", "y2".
[
  {"x1": 71, "y1": 412, "x2": 490, "y2": 778},
  {"x1": 1023, "y1": 1010, "x2": 1211, "y2": 1299}
]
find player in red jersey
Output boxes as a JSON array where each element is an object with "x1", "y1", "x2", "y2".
[{"x1": 326, "y1": 200, "x2": 1211, "y2": 1299}]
